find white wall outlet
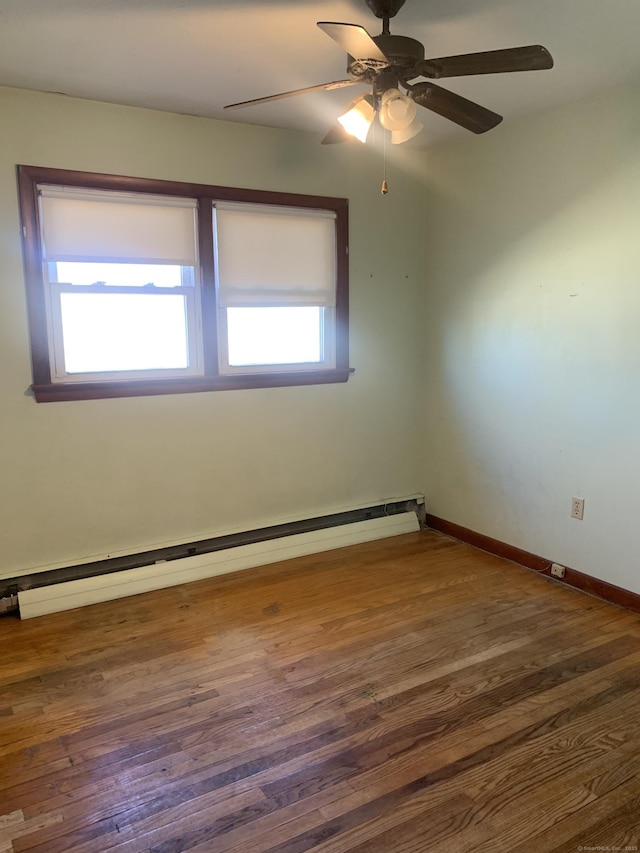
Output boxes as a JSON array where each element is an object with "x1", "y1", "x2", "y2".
[
  {"x1": 571, "y1": 497, "x2": 585, "y2": 520},
  {"x1": 551, "y1": 563, "x2": 566, "y2": 578}
]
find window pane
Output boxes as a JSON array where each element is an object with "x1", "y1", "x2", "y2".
[
  {"x1": 59, "y1": 292, "x2": 189, "y2": 373},
  {"x1": 227, "y1": 307, "x2": 322, "y2": 366},
  {"x1": 53, "y1": 262, "x2": 189, "y2": 288}
]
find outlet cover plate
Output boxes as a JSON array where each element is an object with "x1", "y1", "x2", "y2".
[{"x1": 571, "y1": 498, "x2": 585, "y2": 520}]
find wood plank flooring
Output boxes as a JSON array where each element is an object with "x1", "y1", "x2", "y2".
[{"x1": 2, "y1": 529, "x2": 640, "y2": 852}]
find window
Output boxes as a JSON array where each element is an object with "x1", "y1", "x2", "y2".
[
  {"x1": 18, "y1": 166, "x2": 350, "y2": 402},
  {"x1": 213, "y1": 203, "x2": 337, "y2": 375}
]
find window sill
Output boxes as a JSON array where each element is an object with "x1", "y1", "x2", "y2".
[{"x1": 31, "y1": 368, "x2": 355, "y2": 402}]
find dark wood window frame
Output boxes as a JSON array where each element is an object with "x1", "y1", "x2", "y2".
[{"x1": 17, "y1": 165, "x2": 352, "y2": 402}]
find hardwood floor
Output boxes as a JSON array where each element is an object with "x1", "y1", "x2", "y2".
[{"x1": 2, "y1": 529, "x2": 640, "y2": 852}]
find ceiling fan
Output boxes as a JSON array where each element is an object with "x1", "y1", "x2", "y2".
[{"x1": 224, "y1": 0, "x2": 553, "y2": 144}]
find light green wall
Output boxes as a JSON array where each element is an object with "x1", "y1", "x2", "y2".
[
  {"x1": 0, "y1": 87, "x2": 425, "y2": 578},
  {"x1": 421, "y1": 80, "x2": 640, "y2": 594}
]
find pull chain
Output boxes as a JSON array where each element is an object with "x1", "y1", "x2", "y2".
[{"x1": 381, "y1": 129, "x2": 389, "y2": 194}]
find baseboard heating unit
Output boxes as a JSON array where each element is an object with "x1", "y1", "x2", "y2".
[{"x1": 15, "y1": 502, "x2": 422, "y2": 619}]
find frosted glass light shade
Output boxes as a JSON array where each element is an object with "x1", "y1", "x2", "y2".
[
  {"x1": 379, "y1": 88, "x2": 417, "y2": 132},
  {"x1": 337, "y1": 95, "x2": 375, "y2": 143},
  {"x1": 391, "y1": 118, "x2": 423, "y2": 144}
]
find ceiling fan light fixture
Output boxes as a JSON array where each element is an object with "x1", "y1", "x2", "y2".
[
  {"x1": 391, "y1": 117, "x2": 423, "y2": 144},
  {"x1": 337, "y1": 94, "x2": 376, "y2": 142}
]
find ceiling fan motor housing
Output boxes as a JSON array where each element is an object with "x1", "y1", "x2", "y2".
[
  {"x1": 347, "y1": 35, "x2": 425, "y2": 82},
  {"x1": 365, "y1": 0, "x2": 407, "y2": 18}
]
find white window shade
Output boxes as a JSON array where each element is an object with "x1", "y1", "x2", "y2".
[
  {"x1": 214, "y1": 204, "x2": 336, "y2": 307},
  {"x1": 38, "y1": 186, "x2": 198, "y2": 265}
]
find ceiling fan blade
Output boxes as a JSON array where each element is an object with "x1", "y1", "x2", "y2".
[
  {"x1": 224, "y1": 79, "x2": 358, "y2": 111},
  {"x1": 317, "y1": 22, "x2": 389, "y2": 63},
  {"x1": 321, "y1": 123, "x2": 352, "y2": 145},
  {"x1": 409, "y1": 82, "x2": 502, "y2": 134},
  {"x1": 419, "y1": 45, "x2": 553, "y2": 79}
]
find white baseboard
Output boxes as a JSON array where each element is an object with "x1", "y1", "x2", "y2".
[{"x1": 18, "y1": 512, "x2": 420, "y2": 619}]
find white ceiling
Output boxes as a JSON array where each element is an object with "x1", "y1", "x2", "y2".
[{"x1": 1, "y1": 0, "x2": 640, "y2": 148}]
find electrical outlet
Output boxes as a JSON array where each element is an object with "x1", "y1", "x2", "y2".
[
  {"x1": 550, "y1": 563, "x2": 566, "y2": 578},
  {"x1": 571, "y1": 497, "x2": 585, "y2": 520}
]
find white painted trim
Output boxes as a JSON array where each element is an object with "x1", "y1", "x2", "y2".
[
  {"x1": 4, "y1": 492, "x2": 425, "y2": 580},
  {"x1": 18, "y1": 512, "x2": 420, "y2": 619}
]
